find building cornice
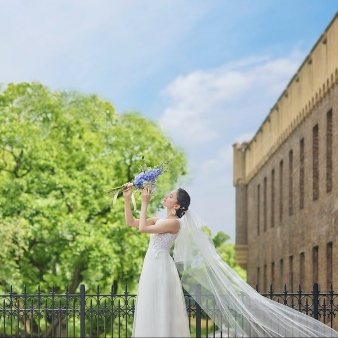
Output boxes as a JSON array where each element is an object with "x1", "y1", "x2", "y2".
[
  {"x1": 233, "y1": 12, "x2": 338, "y2": 186},
  {"x1": 244, "y1": 79, "x2": 338, "y2": 185}
]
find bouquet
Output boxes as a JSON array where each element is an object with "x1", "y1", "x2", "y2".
[{"x1": 107, "y1": 158, "x2": 172, "y2": 210}]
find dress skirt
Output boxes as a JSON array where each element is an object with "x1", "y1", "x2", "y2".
[{"x1": 132, "y1": 249, "x2": 190, "y2": 337}]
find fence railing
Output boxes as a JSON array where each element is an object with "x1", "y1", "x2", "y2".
[
  {"x1": 258, "y1": 283, "x2": 338, "y2": 327},
  {"x1": 0, "y1": 283, "x2": 337, "y2": 337}
]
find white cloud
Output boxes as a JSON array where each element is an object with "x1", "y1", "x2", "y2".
[
  {"x1": 201, "y1": 145, "x2": 233, "y2": 173},
  {"x1": 158, "y1": 67, "x2": 254, "y2": 145},
  {"x1": 159, "y1": 109, "x2": 218, "y2": 144},
  {"x1": 158, "y1": 51, "x2": 303, "y2": 147}
]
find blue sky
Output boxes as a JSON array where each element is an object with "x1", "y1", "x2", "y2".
[{"x1": 1, "y1": 1, "x2": 337, "y2": 240}]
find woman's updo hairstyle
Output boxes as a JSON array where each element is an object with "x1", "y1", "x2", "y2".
[{"x1": 176, "y1": 188, "x2": 190, "y2": 218}]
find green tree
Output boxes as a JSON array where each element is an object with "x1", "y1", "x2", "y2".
[
  {"x1": 212, "y1": 231, "x2": 247, "y2": 281},
  {"x1": 0, "y1": 82, "x2": 187, "y2": 295}
]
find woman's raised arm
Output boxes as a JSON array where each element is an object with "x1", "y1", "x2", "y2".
[{"x1": 123, "y1": 183, "x2": 158, "y2": 228}]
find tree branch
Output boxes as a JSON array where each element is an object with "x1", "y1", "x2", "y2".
[
  {"x1": 85, "y1": 205, "x2": 111, "y2": 223},
  {"x1": 60, "y1": 189, "x2": 74, "y2": 213},
  {"x1": 28, "y1": 239, "x2": 50, "y2": 251},
  {"x1": 0, "y1": 146, "x2": 31, "y2": 177}
]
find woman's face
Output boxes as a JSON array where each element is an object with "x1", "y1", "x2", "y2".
[{"x1": 162, "y1": 190, "x2": 179, "y2": 209}]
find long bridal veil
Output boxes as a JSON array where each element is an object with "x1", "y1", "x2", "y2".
[{"x1": 173, "y1": 210, "x2": 338, "y2": 337}]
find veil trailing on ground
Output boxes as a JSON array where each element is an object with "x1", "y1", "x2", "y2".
[{"x1": 173, "y1": 210, "x2": 338, "y2": 337}]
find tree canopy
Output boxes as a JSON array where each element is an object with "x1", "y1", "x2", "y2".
[{"x1": 0, "y1": 82, "x2": 187, "y2": 293}]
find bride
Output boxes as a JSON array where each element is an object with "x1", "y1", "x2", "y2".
[
  {"x1": 123, "y1": 184, "x2": 190, "y2": 337},
  {"x1": 123, "y1": 184, "x2": 338, "y2": 338}
]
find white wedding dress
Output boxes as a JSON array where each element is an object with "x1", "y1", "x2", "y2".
[{"x1": 132, "y1": 219, "x2": 190, "y2": 337}]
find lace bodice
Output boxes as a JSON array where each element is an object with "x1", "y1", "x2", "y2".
[{"x1": 147, "y1": 219, "x2": 181, "y2": 258}]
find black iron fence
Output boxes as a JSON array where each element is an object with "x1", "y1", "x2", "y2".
[
  {"x1": 258, "y1": 283, "x2": 338, "y2": 328},
  {"x1": 0, "y1": 283, "x2": 337, "y2": 337}
]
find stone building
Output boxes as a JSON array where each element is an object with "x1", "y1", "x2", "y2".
[{"x1": 233, "y1": 13, "x2": 338, "y2": 293}]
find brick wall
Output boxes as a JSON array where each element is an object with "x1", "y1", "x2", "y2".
[{"x1": 246, "y1": 84, "x2": 338, "y2": 293}]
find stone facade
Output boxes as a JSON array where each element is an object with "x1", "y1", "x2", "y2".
[{"x1": 233, "y1": 13, "x2": 338, "y2": 292}]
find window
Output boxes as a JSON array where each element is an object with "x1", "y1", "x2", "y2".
[
  {"x1": 264, "y1": 264, "x2": 267, "y2": 292},
  {"x1": 279, "y1": 258, "x2": 284, "y2": 290},
  {"x1": 271, "y1": 262, "x2": 275, "y2": 288},
  {"x1": 313, "y1": 125, "x2": 319, "y2": 200},
  {"x1": 279, "y1": 160, "x2": 284, "y2": 223},
  {"x1": 313, "y1": 246, "x2": 319, "y2": 283},
  {"x1": 300, "y1": 252, "x2": 305, "y2": 287},
  {"x1": 289, "y1": 150, "x2": 293, "y2": 216},
  {"x1": 257, "y1": 267, "x2": 260, "y2": 290},
  {"x1": 264, "y1": 177, "x2": 267, "y2": 232},
  {"x1": 327, "y1": 242, "x2": 332, "y2": 290},
  {"x1": 300, "y1": 139, "x2": 305, "y2": 209},
  {"x1": 289, "y1": 255, "x2": 293, "y2": 292},
  {"x1": 271, "y1": 169, "x2": 275, "y2": 228},
  {"x1": 327, "y1": 110, "x2": 333, "y2": 193},
  {"x1": 257, "y1": 184, "x2": 260, "y2": 236}
]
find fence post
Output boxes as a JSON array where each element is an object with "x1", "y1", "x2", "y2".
[
  {"x1": 313, "y1": 283, "x2": 319, "y2": 320},
  {"x1": 195, "y1": 284, "x2": 202, "y2": 338},
  {"x1": 80, "y1": 284, "x2": 86, "y2": 337}
]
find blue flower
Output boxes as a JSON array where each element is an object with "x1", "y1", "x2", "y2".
[
  {"x1": 107, "y1": 158, "x2": 171, "y2": 202},
  {"x1": 133, "y1": 169, "x2": 163, "y2": 189}
]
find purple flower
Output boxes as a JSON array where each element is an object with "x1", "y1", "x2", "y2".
[
  {"x1": 107, "y1": 158, "x2": 171, "y2": 202},
  {"x1": 133, "y1": 169, "x2": 163, "y2": 189}
]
